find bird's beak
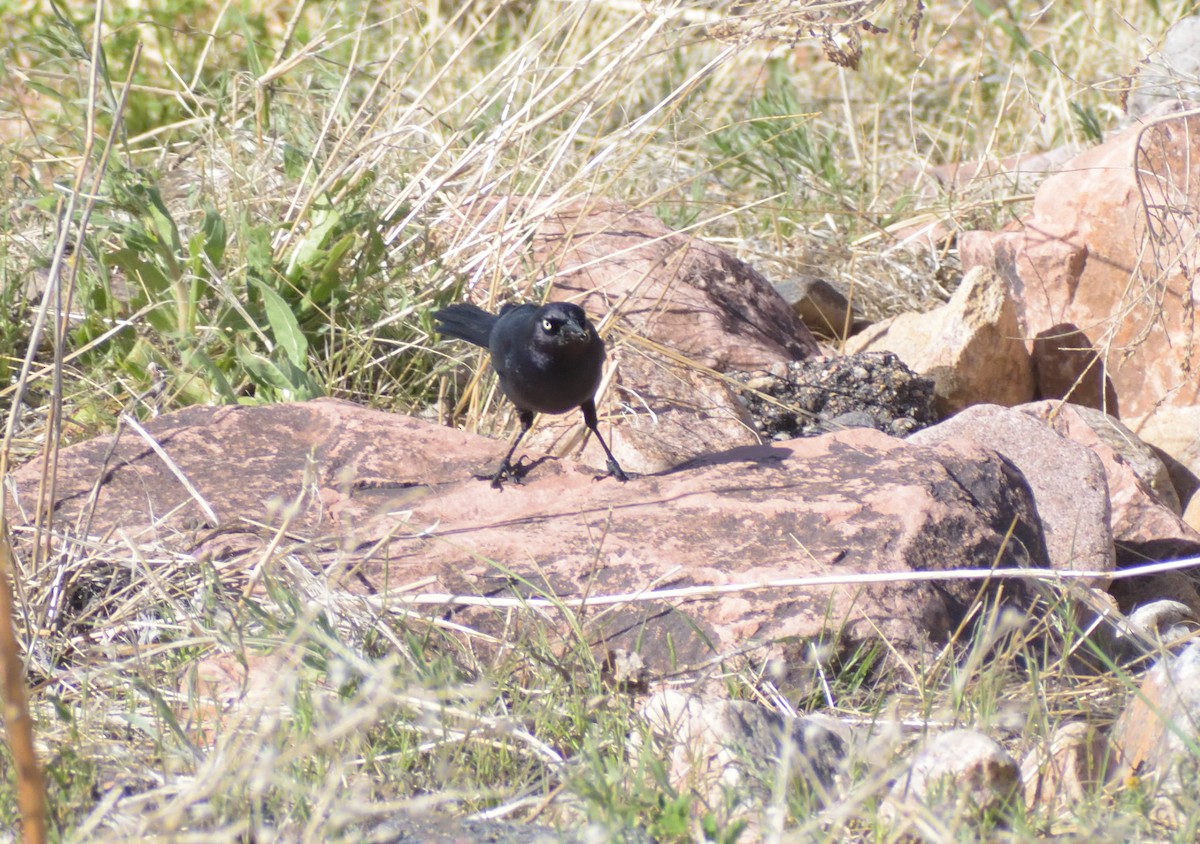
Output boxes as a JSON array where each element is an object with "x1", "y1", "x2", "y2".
[{"x1": 562, "y1": 323, "x2": 588, "y2": 341}]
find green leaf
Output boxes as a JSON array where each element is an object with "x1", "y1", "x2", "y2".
[
  {"x1": 143, "y1": 185, "x2": 184, "y2": 260},
  {"x1": 235, "y1": 342, "x2": 321, "y2": 401},
  {"x1": 179, "y1": 343, "x2": 238, "y2": 403},
  {"x1": 274, "y1": 357, "x2": 322, "y2": 400},
  {"x1": 250, "y1": 277, "x2": 308, "y2": 366},
  {"x1": 237, "y1": 344, "x2": 291, "y2": 393},
  {"x1": 110, "y1": 246, "x2": 169, "y2": 299},
  {"x1": 201, "y1": 205, "x2": 227, "y2": 267},
  {"x1": 23, "y1": 79, "x2": 69, "y2": 101},
  {"x1": 49, "y1": 695, "x2": 73, "y2": 725},
  {"x1": 285, "y1": 203, "x2": 343, "y2": 280},
  {"x1": 301, "y1": 231, "x2": 356, "y2": 313},
  {"x1": 131, "y1": 676, "x2": 198, "y2": 757},
  {"x1": 244, "y1": 225, "x2": 275, "y2": 280},
  {"x1": 283, "y1": 144, "x2": 309, "y2": 180},
  {"x1": 186, "y1": 231, "x2": 206, "y2": 278}
]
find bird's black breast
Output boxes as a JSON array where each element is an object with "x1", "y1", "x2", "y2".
[{"x1": 488, "y1": 305, "x2": 605, "y2": 415}]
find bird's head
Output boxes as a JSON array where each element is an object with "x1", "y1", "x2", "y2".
[{"x1": 532, "y1": 302, "x2": 598, "y2": 349}]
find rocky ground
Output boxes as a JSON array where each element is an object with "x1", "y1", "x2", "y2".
[
  {"x1": 7, "y1": 6, "x2": 1200, "y2": 842},
  {"x1": 12, "y1": 79, "x2": 1200, "y2": 837}
]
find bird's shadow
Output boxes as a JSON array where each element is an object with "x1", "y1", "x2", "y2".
[
  {"x1": 475, "y1": 454, "x2": 557, "y2": 487},
  {"x1": 659, "y1": 443, "x2": 794, "y2": 474},
  {"x1": 476, "y1": 443, "x2": 793, "y2": 488}
]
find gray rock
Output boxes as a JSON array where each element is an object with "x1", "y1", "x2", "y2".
[
  {"x1": 771, "y1": 274, "x2": 869, "y2": 340},
  {"x1": 636, "y1": 690, "x2": 848, "y2": 809},
  {"x1": 731, "y1": 351, "x2": 937, "y2": 440},
  {"x1": 910, "y1": 404, "x2": 1115, "y2": 577},
  {"x1": 1127, "y1": 600, "x2": 1195, "y2": 646},
  {"x1": 883, "y1": 729, "x2": 1021, "y2": 824},
  {"x1": 1127, "y1": 16, "x2": 1200, "y2": 119},
  {"x1": 1111, "y1": 641, "x2": 1200, "y2": 794},
  {"x1": 361, "y1": 815, "x2": 592, "y2": 844}
]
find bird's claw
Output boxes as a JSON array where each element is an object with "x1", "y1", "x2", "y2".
[
  {"x1": 488, "y1": 458, "x2": 530, "y2": 490},
  {"x1": 592, "y1": 459, "x2": 630, "y2": 483}
]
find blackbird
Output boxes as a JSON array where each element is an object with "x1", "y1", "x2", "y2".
[{"x1": 434, "y1": 301, "x2": 628, "y2": 489}]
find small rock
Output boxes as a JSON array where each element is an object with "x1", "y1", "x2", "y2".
[
  {"x1": 771, "y1": 274, "x2": 868, "y2": 340},
  {"x1": 824, "y1": 409, "x2": 884, "y2": 432},
  {"x1": 1126, "y1": 16, "x2": 1200, "y2": 118},
  {"x1": 636, "y1": 690, "x2": 847, "y2": 810},
  {"x1": 909, "y1": 404, "x2": 1115, "y2": 577},
  {"x1": 843, "y1": 266, "x2": 1035, "y2": 415},
  {"x1": 1136, "y1": 406, "x2": 1200, "y2": 510},
  {"x1": 1127, "y1": 600, "x2": 1196, "y2": 645},
  {"x1": 1111, "y1": 641, "x2": 1200, "y2": 794},
  {"x1": 182, "y1": 651, "x2": 285, "y2": 746},
  {"x1": 362, "y1": 813, "x2": 607, "y2": 844},
  {"x1": 1186, "y1": 493, "x2": 1200, "y2": 535},
  {"x1": 883, "y1": 729, "x2": 1021, "y2": 825},
  {"x1": 1020, "y1": 721, "x2": 1112, "y2": 813},
  {"x1": 730, "y1": 351, "x2": 937, "y2": 440}
]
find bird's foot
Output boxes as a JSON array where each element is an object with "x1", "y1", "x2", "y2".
[
  {"x1": 485, "y1": 457, "x2": 532, "y2": 490},
  {"x1": 593, "y1": 458, "x2": 630, "y2": 483}
]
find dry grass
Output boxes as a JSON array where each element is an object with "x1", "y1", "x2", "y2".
[{"x1": 0, "y1": 0, "x2": 1198, "y2": 840}]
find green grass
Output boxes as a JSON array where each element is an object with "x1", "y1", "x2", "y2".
[{"x1": 1, "y1": 0, "x2": 1198, "y2": 840}]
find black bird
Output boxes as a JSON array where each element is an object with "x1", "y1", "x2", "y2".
[{"x1": 433, "y1": 301, "x2": 629, "y2": 489}]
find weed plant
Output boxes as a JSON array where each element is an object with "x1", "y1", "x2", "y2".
[{"x1": 0, "y1": 0, "x2": 1195, "y2": 840}]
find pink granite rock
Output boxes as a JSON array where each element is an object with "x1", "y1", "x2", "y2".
[
  {"x1": 909, "y1": 404, "x2": 1114, "y2": 576},
  {"x1": 10, "y1": 399, "x2": 1050, "y2": 678},
  {"x1": 844, "y1": 266, "x2": 1034, "y2": 414},
  {"x1": 960, "y1": 102, "x2": 1200, "y2": 482}
]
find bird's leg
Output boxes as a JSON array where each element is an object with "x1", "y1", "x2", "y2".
[
  {"x1": 491, "y1": 410, "x2": 535, "y2": 489},
  {"x1": 581, "y1": 399, "x2": 629, "y2": 482}
]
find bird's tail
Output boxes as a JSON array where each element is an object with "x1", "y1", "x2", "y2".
[{"x1": 433, "y1": 303, "x2": 496, "y2": 349}]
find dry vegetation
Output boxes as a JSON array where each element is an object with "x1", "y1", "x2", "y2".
[{"x1": 0, "y1": 0, "x2": 1197, "y2": 840}]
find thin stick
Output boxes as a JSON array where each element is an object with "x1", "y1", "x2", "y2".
[
  {"x1": 0, "y1": 529, "x2": 45, "y2": 843},
  {"x1": 120, "y1": 414, "x2": 220, "y2": 527},
  {"x1": 371, "y1": 556, "x2": 1197, "y2": 610}
]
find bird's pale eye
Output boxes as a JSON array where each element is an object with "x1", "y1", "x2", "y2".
[{"x1": 542, "y1": 318, "x2": 554, "y2": 332}]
